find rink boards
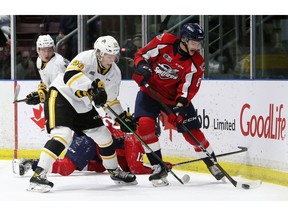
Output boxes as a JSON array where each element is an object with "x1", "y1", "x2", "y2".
[{"x1": 1, "y1": 80, "x2": 288, "y2": 186}]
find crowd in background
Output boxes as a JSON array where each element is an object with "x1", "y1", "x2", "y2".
[{"x1": 1, "y1": 15, "x2": 288, "y2": 80}]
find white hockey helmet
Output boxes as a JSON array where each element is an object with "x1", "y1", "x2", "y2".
[
  {"x1": 94, "y1": 35, "x2": 120, "y2": 57},
  {"x1": 36, "y1": 34, "x2": 55, "y2": 53}
]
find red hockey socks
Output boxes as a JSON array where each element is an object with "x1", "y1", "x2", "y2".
[{"x1": 52, "y1": 157, "x2": 76, "y2": 176}]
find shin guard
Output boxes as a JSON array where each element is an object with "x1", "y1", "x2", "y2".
[{"x1": 183, "y1": 129, "x2": 211, "y2": 152}]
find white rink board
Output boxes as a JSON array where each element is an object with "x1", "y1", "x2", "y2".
[
  {"x1": 0, "y1": 82, "x2": 15, "y2": 148},
  {"x1": 1, "y1": 80, "x2": 288, "y2": 172}
]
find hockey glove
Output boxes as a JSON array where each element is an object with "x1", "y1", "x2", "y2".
[
  {"x1": 132, "y1": 62, "x2": 153, "y2": 86},
  {"x1": 115, "y1": 111, "x2": 137, "y2": 133},
  {"x1": 168, "y1": 106, "x2": 185, "y2": 127},
  {"x1": 88, "y1": 79, "x2": 107, "y2": 108},
  {"x1": 25, "y1": 89, "x2": 47, "y2": 105}
]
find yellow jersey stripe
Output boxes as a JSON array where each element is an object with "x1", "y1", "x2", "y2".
[
  {"x1": 48, "y1": 90, "x2": 58, "y2": 129},
  {"x1": 98, "y1": 140, "x2": 113, "y2": 148},
  {"x1": 67, "y1": 73, "x2": 84, "y2": 87},
  {"x1": 101, "y1": 153, "x2": 117, "y2": 160},
  {"x1": 43, "y1": 149, "x2": 57, "y2": 160},
  {"x1": 53, "y1": 135, "x2": 68, "y2": 145},
  {"x1": 103, "y1": 100, "x2": 120, "y2": 111}
]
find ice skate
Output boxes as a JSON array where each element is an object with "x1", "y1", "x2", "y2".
[
  {"x1": 27, "y1": 167, "x2": 54, "y2": 193},
  {"x1": 208, "y1": 164, "x2": 226, "y2": 182},
  {"x1": 149, "y1": 164, "x2": 169, "y2": 187},
  {"x1": 108, "y1": 167, "x2": 137, "y2": 185},
  {"x1": 12, "y1": 158, "x2": 34, "y2": 176}
]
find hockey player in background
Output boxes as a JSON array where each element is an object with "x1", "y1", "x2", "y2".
[
  {"x1": 132, "y1": 23, "x2": 225, "y2": 186},
  {"x1": 28, "y1": 35, "x2": 137, "y2": 192},
  {"x1": 13, "y1": 116, "x2": 152, "y2": 176},
  {"x1": 24, "y1": 34, "x2": 69, "y2": 106}
]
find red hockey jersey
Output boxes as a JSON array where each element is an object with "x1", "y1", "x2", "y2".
[{"x1": 134, "y1": 33, "x2": 205, "y2": 106}]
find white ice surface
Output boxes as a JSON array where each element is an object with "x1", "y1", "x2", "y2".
[{"x1": 1, "y1": 160, "x2": 287, "y2": 215}]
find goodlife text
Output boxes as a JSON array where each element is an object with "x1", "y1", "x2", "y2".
[{"x1": 240, "y1": 103, "x2": 286, "y2": 140}]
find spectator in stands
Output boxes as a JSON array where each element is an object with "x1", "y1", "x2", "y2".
[
  {"x1": 16, "y1": 51, "x2": 38, "y2": 80},
  {"x1": 122, "y1": 33, "x2": 142, "y2": 59},
  {"x1": 0, "y1": 45, "x2": 10, "y2": 79},
  {"x1": 0, "y1": 15, "x2": 10, "y2": 47},
  {"x1": 118, "y1": 33, "x2": 142, "y2": 79},
  {"x1": 56, "y1": 15, "x2": 77, "y2": 61}
]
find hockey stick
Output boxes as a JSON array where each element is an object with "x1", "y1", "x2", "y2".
[
  {"x1": 172, "y1": 146, "x2": 248, "y2": 167},
  {"x1": 13, "y1": 98, "x2": 27, "y2": 103},
  {"x1": 13, "y1": 84, "x2": 30, "y2": 103},
  {"x1": 13, "y1": 84, "x2": 21, "y2": 103},
  {"x1": 144, "y1": 83, "x2": 261, "y2": 189},
  {"x1": 102, "y1": 103, "x2": 190, "y2": 185}
]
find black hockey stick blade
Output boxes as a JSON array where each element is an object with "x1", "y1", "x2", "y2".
[{"x1": 172, "y1": 146, "x2": 248, "y2": 167}]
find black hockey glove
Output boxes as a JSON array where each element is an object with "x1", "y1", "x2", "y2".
[
  {"x1": 25, "y1": 91, "x2": 40, "y2": 105},
  {"x1": 132, "y1": 61, "x2": 153, "y2": 86},
  {"x1": 25, "y1": 89, "x2": 47, "y2": 105},
  {"x1": 88, "y1": 79, "x2": 107, "y2": 108},
  {"x1": 115, "y1": 111, "x2": 137, "y2": 133}
]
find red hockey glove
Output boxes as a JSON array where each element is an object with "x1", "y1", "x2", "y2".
[
  {"x1": 168, "y1": 106, "x2": 184, "y2": 127},
  {"x1": 132, "y1": 62, "x2": 153, "y2": 86},
  {"x1": 164, "y1": 161, "x2": 173, "y2": 169}
]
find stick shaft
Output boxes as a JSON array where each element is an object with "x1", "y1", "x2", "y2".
[
  {"x1": 13, "y1": 98, "x2": 27, "y2": 103},
  {"x1": 172, "y1": 146, "x2": 248, "y2": 167}
]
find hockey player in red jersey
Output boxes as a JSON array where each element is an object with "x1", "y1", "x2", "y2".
[
  {"x1": 13, "y1": 116, "x2": 152, "y2": 176},
  {"x1": 132, "y1": 23, "x2": 225, "y2": 186}
]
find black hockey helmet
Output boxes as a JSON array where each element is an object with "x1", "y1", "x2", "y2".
[{"x1": 180, "y1": 23, "x2": 204, "y2": 42}]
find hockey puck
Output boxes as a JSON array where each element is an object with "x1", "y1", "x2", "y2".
[
  {"x1": 242, "y1": 184, "x2": 250, "y2": 189},
  {"x1": 181, "y1": 174, "x2": 190, "y2": 184}
]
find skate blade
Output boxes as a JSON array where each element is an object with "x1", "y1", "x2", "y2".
[
  {"x1": 27, "y1": 183, "x2": 52, "y2": 193},
  {"x1": 220, "y1": 176, "x2": 227, "y2": 183},
  {"x1": 151, "y1": 177, "x2": 169, "y2": 187},
  {"x1": 12, "y1": 159, "x2": 20, "y2": 175},
  {"x1": 112, "y1": 180, "x2": 138, "y2": 185}
]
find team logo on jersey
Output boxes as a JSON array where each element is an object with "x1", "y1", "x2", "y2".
[
  {"x1": 163, "y1": 53, "x2": 172, "y2": 62},
  {"x1": 155, "y1": 63, "x2": 179, "y2": 80}
]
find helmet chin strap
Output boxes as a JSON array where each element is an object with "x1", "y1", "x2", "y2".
[
  {"x1": 97, "y1": 59, "x2": 106, "y2": 69},
  {"x1": 97, "y1": 57, "x2": 112, "y2": 75},
  {"x1": 96, "y1": 53, "x2": 105, "y2": 69},
  {"x1": 178, "y1": 40, "x2": 190, "y2": 57}
]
